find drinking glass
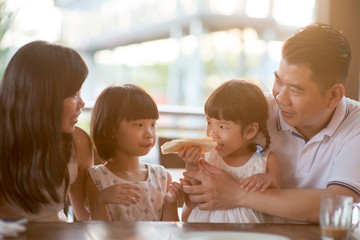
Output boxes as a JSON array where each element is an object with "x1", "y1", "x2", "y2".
[{"x1": 320, "y1": 195, "x2": 360, "y2": 240}]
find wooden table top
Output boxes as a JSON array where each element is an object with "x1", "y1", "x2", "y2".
[
  {"x1": 11, "y1": 221, "x2": 360, "y2": 240},
  {"x1": 10, "y1": 221, "x2": 331, "y2": 240}
]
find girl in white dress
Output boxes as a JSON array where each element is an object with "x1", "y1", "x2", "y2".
[
  {"x1": 86, "y1": 84, "x2": 181, "y2": 221},
  {"x1": 179, "y1": 79, "x2": 283, "y2": 223}
]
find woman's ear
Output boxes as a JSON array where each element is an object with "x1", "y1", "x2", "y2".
[
  {"x1": 326, "y1": 83, "x2": 345, "y2": 109},
  {"x1": 244, "y1": 122, "x2": 259, "y2": 140}
]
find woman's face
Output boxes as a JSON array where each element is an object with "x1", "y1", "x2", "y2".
[{"x1": 61, "y1": 90, "x2": 85, "y2": 133}]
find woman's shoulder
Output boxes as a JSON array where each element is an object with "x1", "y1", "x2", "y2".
[
  {"x1": 73, "y1": 126, "x2": 91, "y2": 144},
  {"x1": 73, "y1": 126, "x2": 92, "y2": 154},
  {"x1": 73, "y1": 126, "x2": 94, "y2": 168}
]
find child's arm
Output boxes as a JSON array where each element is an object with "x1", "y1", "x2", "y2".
[
  {"x1": 181, "y1": 202, "x2": 193, "y2": 222},
  {"x1": 179, "y1": 177, "x2": 197, "y2": 210},
  {"x1": 239, "y1": 151, "x2": 282, "y2": 192},
  {"x1": 85, "y1": 172, "x2": 141, "y2": 220},
  {"x1": 162, "y1": 173, "x2": 180, "y2": 221},
  {"x1": 178, "y1": 147, "x2": 203, "y2": 211},
  {"x1": 181, "y1": 172, "x2": 210, "y2": 221}
]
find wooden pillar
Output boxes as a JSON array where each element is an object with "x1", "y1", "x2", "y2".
[{"x1": 316, "y1": 0, "x2": 360, "y2": 100}]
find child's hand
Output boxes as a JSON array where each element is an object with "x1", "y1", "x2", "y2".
[
  {"x1": 164, "y1": 182, "x2": 183, "y2": 203},
  {"x1": 178, "y1": 146, "x2": 202, "y2": 171},
  {"x1": 179, "y1": 178, "x2": 197, "y2": 209},
  {"x1": 96, "y1": 183, "x2": 141, "y2": 206},
  {"x1": 239, "y1": 173, "x2": 279, "y2": 192}
]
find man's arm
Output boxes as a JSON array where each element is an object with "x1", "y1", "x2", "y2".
[
  {"x1": 183, "y1": 160, "x2": 359, "y2": 223},
  {"x1": 238, "y1": 185, "x2": 358, "y2": 223}
]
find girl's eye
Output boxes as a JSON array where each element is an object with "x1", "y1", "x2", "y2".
[
  {"x1": 135, "y1": 124, "x2": 142, "y2": 127},
  {"x1": 220, "y1": 125, "x2": 226, "y2": 129}
]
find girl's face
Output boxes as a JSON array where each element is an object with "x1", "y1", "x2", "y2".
[
  {"x1": 206, "y1": 117, "x2": 253, "y2": 158},
  {"x1": 114, "y1": 119, "x2": 157, "y2": 157},
  {"x1": 61, "y1": 90, "x2": 85, "y2": 133}
]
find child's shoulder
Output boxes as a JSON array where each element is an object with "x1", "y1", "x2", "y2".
[
  {"x1": 145, "y1": 163, "x2": 167, "y2": 173},
  {"x1": 261, "y1": 149, "x2": 271, "y2": 158},
  {"x1": 88, "y1": 163, "x2": 107, "y2": 173},
  {"x1": 145, "y1": 163, "x2": 170, "y2": 185}
]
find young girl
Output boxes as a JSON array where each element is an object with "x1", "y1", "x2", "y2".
[
  {"x1": 86, "y1": 84, "x2": 181, "y2": 221},
  {"x1": 179, "y1": 79, "x2": 282, "y2": 223}
]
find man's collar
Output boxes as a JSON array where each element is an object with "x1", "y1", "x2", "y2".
[{"x1": 323, "y1": 97, "x2": 348, "y2": 137}]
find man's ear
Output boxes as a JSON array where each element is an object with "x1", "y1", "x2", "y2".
[
  {"x1": 327, "y1": 83, "x2": 345, "y2": 109},
  {"x1": 244, "y1": 122, "x2": 259, "y2": 140}
]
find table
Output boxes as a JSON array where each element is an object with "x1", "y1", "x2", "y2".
[{"x1": 10, "y1": 221, "x2": 334, "y2": 240}]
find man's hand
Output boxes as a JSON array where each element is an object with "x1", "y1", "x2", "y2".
[{"x1": 182, "y1": 159, "x2": 243, "y2": 210}]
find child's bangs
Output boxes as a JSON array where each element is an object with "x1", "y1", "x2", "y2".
[
  {"x1": 125, "y1": 92, "x2": 159, "y2": 121},
  {"x1": 205, "y1": 93, "x2": 239, "y2": 122}
]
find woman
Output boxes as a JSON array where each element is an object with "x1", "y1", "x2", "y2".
[{"x1": 0, "y1": 41, "x2": 93, "y2": 221}]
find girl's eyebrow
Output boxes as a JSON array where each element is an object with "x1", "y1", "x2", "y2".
[{"x1": 206, "y1": 117, "x2": 229, "y2": 124}]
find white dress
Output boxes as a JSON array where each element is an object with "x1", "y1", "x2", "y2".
[
  {"x1": 188, "y1": 150, "x2": 283, "y2": 223},
  {"x1": 87, "y1": 164, "x2": 169, "y2": 221}
]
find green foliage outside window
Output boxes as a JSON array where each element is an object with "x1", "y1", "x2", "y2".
[{"x1": 0, "y1": 0, "x2": 14, "y2": 80}]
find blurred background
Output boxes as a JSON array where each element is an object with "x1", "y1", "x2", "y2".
[{"x1": 0, "y1": 0, "x2": 359, "y2": 164}]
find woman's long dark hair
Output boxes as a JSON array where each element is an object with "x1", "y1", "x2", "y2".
[{"x1": 0, "y1": 41, "x2": 88, "y2": 213}]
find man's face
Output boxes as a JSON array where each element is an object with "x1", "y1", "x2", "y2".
[{"x1": 272, "y1": 59, "x2": 333, "y2": 139}]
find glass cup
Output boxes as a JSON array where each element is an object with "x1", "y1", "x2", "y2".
[{"x1": 320, "y1": 195, "x2": 360, "y2": 240}]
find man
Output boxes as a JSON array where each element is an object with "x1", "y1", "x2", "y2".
[{"x1": 182, "y1": 23, "x2": 360, "y2": 223}]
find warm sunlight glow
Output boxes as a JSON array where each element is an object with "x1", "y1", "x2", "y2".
[
  {"x1": 209, "y1": 0, "x2": 239, "y2": 15},
  {"x1": 267, "y1": 41, "x2": 283, "y2": 61},
  {"x1": 94, "y1": 39, "x2": 179, "y2": 66},
  {"x1": 3, "y1": 0, "x2": 61, "y2": 47},
  {"x1": 245, "y1": 0, "x2": 270, "y2": 18},
  {"x1": 272, "y1": 0, "x2": 315, "y2": 26}
]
